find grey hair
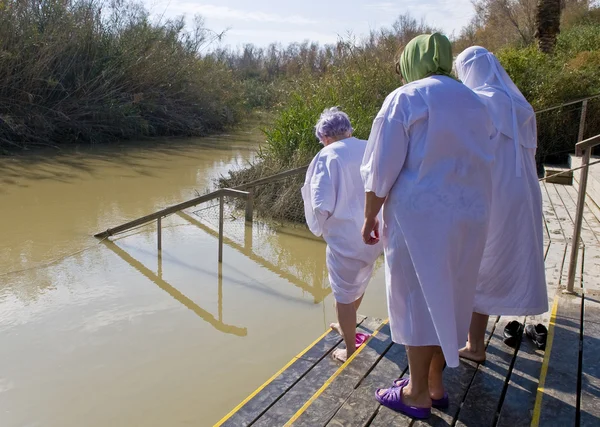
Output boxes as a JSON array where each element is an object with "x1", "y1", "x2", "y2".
[{"x1": 314, "y1": 107, "x2": 353, "y2": 142}]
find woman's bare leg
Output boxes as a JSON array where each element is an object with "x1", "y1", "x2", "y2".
[
  {"x1": 459, "y1": 312, "x2": 489, "y2": 363},
  {"x1": 377, "y1": 345, "x2": 435, "y2": 409},
  {"x1": 331, "y1": 294, "x2": 364, "y2": 335},
  {"x1": 428, "y1": 347, "x2": 446, "y2": 400},
  {"x1": 331, "y1": 300, "x2": 358, "y2": 362}
]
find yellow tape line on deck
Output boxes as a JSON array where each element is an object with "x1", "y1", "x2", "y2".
[
  {"x1": 214, "y1": 327, "x2": 333, "y2": 427},
  {"x1": 284, "y1": 319, "x2": 389, "y2": 426},
  {"x1": 531, "y1": 294, "x2": 559, "y2": 427}
]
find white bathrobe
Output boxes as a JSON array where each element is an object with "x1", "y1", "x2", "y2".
[
  {"x1": 301, "y1": 137, "x2": 383, "y2": 304},
  {"x1": 455, "y1": 46, "x2": 548, "y2": 315},
  {"x1": 361, "y1": 76, "x2": 495, "y2": 368}
]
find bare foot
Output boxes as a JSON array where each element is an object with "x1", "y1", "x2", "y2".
[
  {"x1": 459, "y1": 344, "x2": 486, "y2": 363},
  {"x1": 330, "y1": 322, "x2": 343, "y2": 336},
  {"x1": 331, "y1": 348, "x2": 352, "y2": 363}
]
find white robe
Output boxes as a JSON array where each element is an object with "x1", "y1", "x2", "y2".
[
  {"x1": 455, "y1": 46, "x2": 548, "y2": 315},
  {"x1": 301, "y1": 137, "x2": 383, "y2": 304},
  {"x1": 361, "y1": 76, "x2": 495, "y2": 368}
]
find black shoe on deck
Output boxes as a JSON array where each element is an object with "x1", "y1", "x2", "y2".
[
  {"x1": 503, "y1": 320, "x2": 524, "y2": 347},
  {"x1": 525, "y1": 323, "x2": 548, "y2": 350}
]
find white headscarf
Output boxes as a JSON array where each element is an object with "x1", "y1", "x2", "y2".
[{"x1": 455, "y1": 46, "x2": 536, "y2": 177}]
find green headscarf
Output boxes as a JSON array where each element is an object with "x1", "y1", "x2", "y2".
[{"x1": 399, "y1": 33, "x2": 454, "y2": 83}]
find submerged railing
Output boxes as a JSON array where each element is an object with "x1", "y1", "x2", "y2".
[{"x1": 94, "y1": 165, "x2": 309, "y2": 262}]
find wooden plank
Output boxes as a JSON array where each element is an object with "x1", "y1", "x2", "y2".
[
  {"x1": 571, "y1": 159, "x2": 600, "y2": 227},
  {"x1": 530, "y1": 242, "x2": 567, "y2": 325},
  {"x1": 562, "y1": 184, "x2": 600, "y2": 245},
  {"x1": 455, "y1": 316, "x2": 524, "y2": 427},
  {"x1": 495, "y1": 327, "x2": 545, "y2": 427},
  {"x1": 218, "y1": 319, "x2": 366, "y2": 427},
  {"x1": 541, "y1": 182, "x2": 566, "y2": 241},
  {"x1": 290, "y1": 320, "x2": 392, "y2": 426},
  {"x1": 547, "y1": 183, "x2": 574, "y2": 242},
  {"x1": 253, "y1": 319, "x2": 380, "y2": 427},
  {"x1": 580, "y1": 296, "x2": 600, "y2": 426},
  {"x1": 368, "y1": 317, "x2": 498, "y2": 427},
  {"x1": 496, "y1": 240, "x2": 555, "y2": 427},
  {"x1": 582, "y1": 246, "x2": 600, "y2": 293},
  {"x1": 326, "y1": 343, "x2": 409, "y2": 427},
  {"x1": 412, "y1": 359, "x2": 479, "y2": 427},
  {"x1": 368, "y1": 404, "x2": 412, "y2": 427},
  {"x1": 537, "y1": 293, "x2": 582, "y2": 427},
  {"x1": 555, "y1": 183, "x2": 597, "y2": 246}
]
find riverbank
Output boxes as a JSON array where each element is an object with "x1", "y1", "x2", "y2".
[{"x1": 0, "y1": 0, "x2": 245, "y2": 154}]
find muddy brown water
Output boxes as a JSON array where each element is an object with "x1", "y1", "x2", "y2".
[{"x1": 0, "y1": 124, "x2": 387, "y2": 427}]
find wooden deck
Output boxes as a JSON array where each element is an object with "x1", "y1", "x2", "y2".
[{"x1": 215, "y1": 181, "x2": 600, "y2": 427}]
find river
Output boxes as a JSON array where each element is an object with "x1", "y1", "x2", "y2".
[{"x1": 0, "y1": 122, "x2": 387, "y2": 427}]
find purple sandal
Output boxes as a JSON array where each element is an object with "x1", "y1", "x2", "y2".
[
  {"x1": 393, "y1": 378, "x2": 449, "y2": 409},
  {"x1": 374, "y1": 382, "x2": 431, "y2": 419}
]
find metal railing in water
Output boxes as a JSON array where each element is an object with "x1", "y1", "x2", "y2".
[{"x1": 94, "y1": 165, "x2": 309, "y2": 262}]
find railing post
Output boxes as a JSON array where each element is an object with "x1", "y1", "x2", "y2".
[
  {"x1": 566, "y1": 147, "x2": 591, "y2": 293},
  {"x1": 578, "y1": 99, "x2": 588, "y2": 143},
  {"x1": 218, "y1": 193, "x2": 224, "y2": 263},
  {"x1": 157, "y1": 217, "x2": 162, "y2": 251},
  {"x1": 245, "y1": 187, "x2": 254, "y2": 223}
]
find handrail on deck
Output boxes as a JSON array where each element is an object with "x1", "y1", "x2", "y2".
[
  {"x1": 566, "y1": 133, "x2": 600, "y2": 294},
  {"x1": 535, "y1": 93, "x2": 600, "y2": 115}
]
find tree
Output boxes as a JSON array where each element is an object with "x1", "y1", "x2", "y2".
[{"x1": 535, "y1": 0, "x2": 562, "y2": 52}]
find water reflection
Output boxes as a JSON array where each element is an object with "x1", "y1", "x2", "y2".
[
  {"x1": 177, "y1": 211, "x2": 331, "y2": 304},
  {"x1": 102, "y1": 240, "x2": 248, "y2": 336}
]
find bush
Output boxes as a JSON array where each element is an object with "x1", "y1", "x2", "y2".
[
  {"x1": 0, "y1": 0, "x2": 243, "y2": 152},
  {"x1": 223, "y1": 19, "x2": 600, "y2": 223},
  {"x1": 498, "y1": 24, "x2": 600, "y2": 164}
]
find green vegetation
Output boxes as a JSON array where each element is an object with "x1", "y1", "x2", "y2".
[
  {"x1": 0, "y1": 0, "x2": 242, "y2": 152},
  {"x1": 222, "y1": 6, "x2": 600, "y2": 221},
  {"x1": 2, "y1": 0, "x2": 599, "y2": 175},
  {"x1": 499, "y1": 22, "x2": 600, "y2": 163}
]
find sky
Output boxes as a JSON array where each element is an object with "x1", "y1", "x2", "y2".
[{"x1": 141, "y1": 0, "x2": 476, "y2": 49}]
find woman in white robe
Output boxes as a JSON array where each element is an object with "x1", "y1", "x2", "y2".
[
  {"x1": 302, "y1": 107, "x2": 383, "y2": 362},
  {"x1": 361, "y1": 34, "x2": 495, "y2": 418},
  {"x1": 454, "y1": 46, "x2": 548, "y2": 363}
]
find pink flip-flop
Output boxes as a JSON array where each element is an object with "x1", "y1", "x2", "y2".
[{"x1": 355, "y1": 332, "x2": 371, "y2": 349}]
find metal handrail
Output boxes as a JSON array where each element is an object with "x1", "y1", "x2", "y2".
[
  {"x1": 566, "y1": 133, "x2": 600, "y2": 293},
  {"x1": 535, "y1": 93, "x2": 600, "y2": 115}
]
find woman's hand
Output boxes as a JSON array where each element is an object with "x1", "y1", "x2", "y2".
[{"x1": 362, "y1": 216, "x2": 380, "y2": 245}]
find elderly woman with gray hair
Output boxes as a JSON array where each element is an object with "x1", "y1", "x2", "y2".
[{"x1": 301, "y1": 107, "x2": 383, "y2": 362}]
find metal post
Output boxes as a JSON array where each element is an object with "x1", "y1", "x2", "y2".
[
  {"x1": 566, "y1": 147, "x2": 591, "y2": 293},
  {"x1": 578, "y1": 99, "x2": 588, "y2": 143},
  {"x1": 218, "y1": 193, "x2": 224, "y2": 263},
  {"x1": 157, "y1": 217, "x2": 162, "y2": 251},
  {"x1": 245, "y1": 187, "x2": 254, "y2": 223},
  {"x1": 218, "y1": 262, "x2": 223, "y2": 322},
  {"x1": 244, "y1": 222, "x2": 253, "y2": 251},
  {"x1": 157, "y1": 251, "x2": 163, "y2": 279}
]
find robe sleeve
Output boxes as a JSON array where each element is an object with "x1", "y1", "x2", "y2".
[
  {"x1": 301, "y1": 153, "x2": 338, "y2": 237},
  {"x1": 361, "y1": 114, "x2": 409, "y2": 198}
]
